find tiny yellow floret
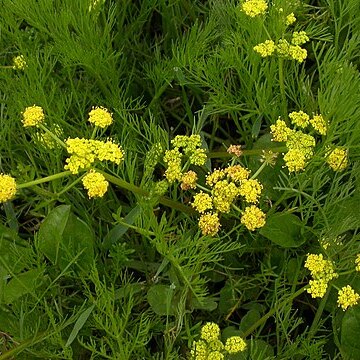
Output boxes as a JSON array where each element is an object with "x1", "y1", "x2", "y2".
[
  {"x1": 200, "y1": 322, "x2": 220, "y2": 342},
  {"x1": 241, "y1": 206, "x2": 266, "y2": 231},
  {"x1": 241, "y1": 0, "x2": 268, "y2": 17},
  {"x1": 22, "y1": 105, "x2": 45, "y2": 127},
  {"x1": 88, "y1": 106, "x2": 113, "y2": 128},
  {"x1": 192, "y1": 192, "x2": 213, "y2": 213},
  {"x1": 224, "y1": 336, "x2": 247, "y2": 353},
  {"x1": 82, "y1": 170, "x2": 109, "y2": 198},
  {"x1": 0, "y1": 174, "x2": 17, "y2": 203},
  {"x1": 253, "y1": 40, "x2": 276, "y2": 57},
  {"x1": 337, "y1": 285, "x2": 360, "y2": 311}
]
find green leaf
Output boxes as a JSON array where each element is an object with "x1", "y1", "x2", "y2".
[
  {"x1": 341, "y1": 305, "x2": 360, "y2": 359},
  {"x1": 260, "y1": 212, "x2": 305, "y2": 248},
  {"x1": 37, "y1": 205, "x2": 71, "y2": 264},
  {"x1": 147, "y1": 284, "x2": 177, "y2": 316},
  {"x1": 37, "y1": 205, "x2": 94, "y2": 271},
  {"x1": 239, "y1": 310, "x2": 261, "y2": 334},
  {"x1": 3, "y1": 269, "x2": 43, "y2": 304},
  {"x1": 65, "y1": 304, "x2": 95, "y2": 347}
]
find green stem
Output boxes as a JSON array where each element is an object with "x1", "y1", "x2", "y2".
[
  {"x1": 250, "y1": 161, "x2": 267, "y2": 179},
  {"x1": 278, "y1": 58, "x2": 287, "y2": 117},
  {"x1": 90, "y1": 126, "x2": 98, "y2": 139},
  {"x1": 38, "y1": 124, "x2": 67, "y2": 148},
  {"x1": 17, "y1": 171, "x2": 72, "y2": 189},
  {"x1": 99, "y1": 171, "x2": 195, "y2": 215},
  {"x1": 196, "y1": 184, "x2": 211, "y2": 193},
  {"x1": 242, "y1": 285, "x2": 307, "y2": 337}
]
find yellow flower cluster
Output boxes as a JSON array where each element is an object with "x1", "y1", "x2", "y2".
[
  {"x1": 304, "y1": 253, "x2": 338, "y2": 298},
  {"x1": 82, "y1": 170, "x2": 109, "y2": 198},
  {"x1": 181, "y1": 170, "x2": 198, "y2": 190},
  {"x1": 355, "y1": 254, "x2": 360, "y2": 272},
  {"x1": 0, "y1": 174, "x2": 17, "y2": 203},
  {"x1": 206, "y1": 169, "x2": 226, "y2": 187},
  {"x1": 163, "y1": 135, "x2": 207, "y2": 184},
  {"x1": 238, "y1": 179, "x2": 262, "y2": 203},
  {"x1": 337, "y1": 285, "x2": 360, "y2": 311},
  {"x1": 190, "y1": 323, "x2": 246, "y2": 360},
  {"x1": 271, "y1": 111, "x2": 329, "y2": 172},
  {"x1": 227, "y1": 144, "x2": 243, "y2": 157},
  {"x1": 225, "y1": 165, "x2": 250, "y2": 183},
  {"x1": 22, "y1": 105, "x2": 45, "y2": 127},
  {"x1": 198, "y1": 213, "x2": 221, "y2": 236},
  {"x1": 241, "y1": 0, "x2": 268, "y2": 17},
  {"x1": 212, "y1": 180, "x2": 239, "y2": 213},
  {"x1": 326, "y1": 147, "x2": 348, "y2": 172},
  {"x1": 240, "y1": 205, "x2": 266, "y2": 231},
  {"x1": 12, "y1": 55, "x2": 27, "y2": 70},
  {"x1": 292, "y1": 31, "x2": 310, "y2": 46},
  {"x1": 64, "y1": 138, "x2": 124, "y2": 174},
  {"x1": 253, "y1": 40, "x2": 276, "y2": 57},
  {"x1": 88, "y1": 106, "x2": 113, "y2": 128},
  {"x1": 192, "y1": 192, "x2": 213, "y2": 213},
  {"x1": 286, "y1": 13, "x2": 296, "y2": 26}
]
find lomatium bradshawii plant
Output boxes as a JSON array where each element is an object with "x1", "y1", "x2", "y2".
[{"x1": 1, "y1": 0, "x2": 360, "y2": 358}]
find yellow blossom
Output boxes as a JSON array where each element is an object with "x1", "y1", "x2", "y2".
[
  {"x1": 22, "y1": 105, "x2": 45, "y2": 127},
  {"x1": 286, "y1": 131, "x2": 315, "y2": 158},
  {"x1": 253, "y1": 40, "x2": 276, "y2": 57},
  {"x1": 200, "y1": 322, "x2": 220, "y2": 342},
  {"x1": 310, "y1": 114, "x2": 327, "y2": 135},
  {"x1": 208, "y1": 351, "x2": 224, "y2": 360},
  {"x1": 64, "y1": 138, "x2": 96, "y2": 174},
  {"x1": 238, "y1": 179, "x2": 263, "y2": 203},
  {"x1": 88, "y1": 106, "x2": 113, "y2": 128},
  {"x1": 189, "y1": 148, "x2": 207, "y2": 166},
  {"x1": 92, "y1": 139, "x2": 124, "y2": 164},
  {"x1": 337, "y1": 285, "x2": 360, "y2": 311},
  {"x1": 164, "y1": 149, "x2": 182, "y2": 183},
  {"x1": 212, "y1": 180, "x2": 239, "y2": 213},
  {"x1": 291, "y1": 31, "x2": 309, "y2": 46},
  {"x1": 289, "y1": 45, "x2": 307, "y2": 62},
  {"x1": 12, "y1": 55, "x2": 27, "y2": 70},
  {"x1": 326, "y1": 147, "x2": 348, "y2": 171},
  {"x1": 283, "y1": 148, "x2": 307, "y2": 172},
  {"x1": 241, "y1": 0, "x2": 268, "y2": 17},
  {"x1": 190, "y1": 340, "x2": 208, "y2": 360},
  {"x1": 206, "y1": 169, "x2": 226, "y2": 187},
  {"x1": 172, "y1": 134, "x2": 202, "y2": 154},
  {"x1": 198, "y1": 213, "x2": 221, "y2": 236},
  {"x1": 224, "y1": 336, "x2": 247, "y2": 353},
  {"x1": 208, "y1": 340, "x2": 224, "y2": 351},
  {"x1": 192, "y1": 192, "x2": 213, "y2": 213},
  {"x1": 286, "y1": 13, "x2": 296, "y2": 26},
  {"x1": 289, "y1": 111, "x2": 310, "y2": 128},
  {"x1": 355, "y1": 254, "x2": 360, "y2": 272},
  {"x1": 0, "y1": 174, "x2": 17, "y2": 203},
  {"x1": 276, "y1": 39, "x2": 291, "y2": 57},
  {"x1": 180, "y1": 170, "x2": 198, "y2": 190},
  {"x1": 307, "y1": 279, "x2": 328, "y2": 298},
  {"x1": 82, "y1": 170, "x2": 109, "y2": 198},
  {"x1": 241, "y1": 206, "x2": 266, "y2": 231},
  {"x1": 270, "y1": 119, "x2": 293, "y2": 142},
  {"x1": 225, "y1": 165, "x2": 250, "y2": 183}
]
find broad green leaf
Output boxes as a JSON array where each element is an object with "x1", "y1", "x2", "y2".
[
  {"x1": 239, "y1": 309, "x2": 261, "y2": 334},
  {"x1": 3, "y1": 268, "x2": 43, "y2": 304},
  {"x1": 65, "y1": 304, "x2": 95, "y2": 347},
  {"x1": 340, "y1": 302, "x2": 360, "y2": 359},
  {"x1": 190, "y1": 297, "x2": 217, "y2": 311},
  {"x1": 147, "y1": 284, "x2": 177, "y2": 316},
  {"x1": 37, "y1": 205, "x2": 71, "y2": 264},
  {"x1": 260, "y1": 212, "x2": 305, "y2": 248}
]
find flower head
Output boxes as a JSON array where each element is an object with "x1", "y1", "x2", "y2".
[
  {"x1": 307, "y1": 278, "x2": 328, "y2": 298},
  {"x1": 326, "y1": 147, "x2": 348, "y2": 171},
  {"x1": 289, "y1": 111, "x2": 310, "y2": 128},
  {"x1": 206, "y1": 169, "x2": 226, "y2": 187},
  {"x1": 192, "y1": 192, "x2": 213, "y2": 213},
  {"x1": 337, "y1": 285, "x2": 360, "y2": 311},
  {"x1": 180, "y1": 170, "x2": 198, "y2": 190},
  {"x1": 0, "y1": 174, "x2": 17, "y2": 203},
  {"x1": 253, "y1": 40, "x2": 276, "y2": 57},
  {"x1": 190, "y1": 340, "x2": 208, "y2": 360},
  {"x1": 241, "y1": 206, "x2": 266, "y2": 231},
  {"x1": 289, "y1": 45, "x2": 307, "y2": 62},
  {"x1": 12, "y1": 55, "x2": 27, "y2": 70},
  {"x1": 286, "y1": 13, "x2": 296, "y2": 26},
  {"x1": 82, "y1": 170, "x2": 109, "y2": 198},
  {"x1": 198, "y1": 213, "x2": 221, "y2": 236},
  {"x1": 241, "y1": 0, "x2": 268, "y2": 17},
  {"x1": 310, "y1": 114, "x2": 327, "y2": 135},
  {"x1": 238, "y1": 179, "x2": 263, "y2": 203},
  {"x1": 212, "y1": 180, "x2": 239, "y2": 213},
  {"x1": 283, "y1": 148, "x2": 307, "y2": 172},
  {"x1": 22, "y1": 105, "x2": 45, "y2": 127},
  {"x1": 88, "y1": 106, "x2": 113, "y2": 128},
  {"x1": 189, "y1": 148, "x2": 207, "y2": 166},
  {"x1": 270, "y1": 119, "x2": 293, "y2": 142},
  {"x1": 224, "y1": 336, "x2": 247, "y2": 353},
  {"x1": 164, "y1": 149, "x2": 182, "y2": 183},
  {"x1": 208, "y1": 351, "x2": 224, "y2": 360},
  {"x1": 225, "y1": 165, "x2": 250, "y2": 183},
  {"x1": 200, "y1": 322, "x2": 220, "y2": 342},
  {"x1": 227, "y1": 145, "x2": 243, "y2": 157},
  {"x1": 291, "y1": 31, "x2": 309, "y2": 46}
]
